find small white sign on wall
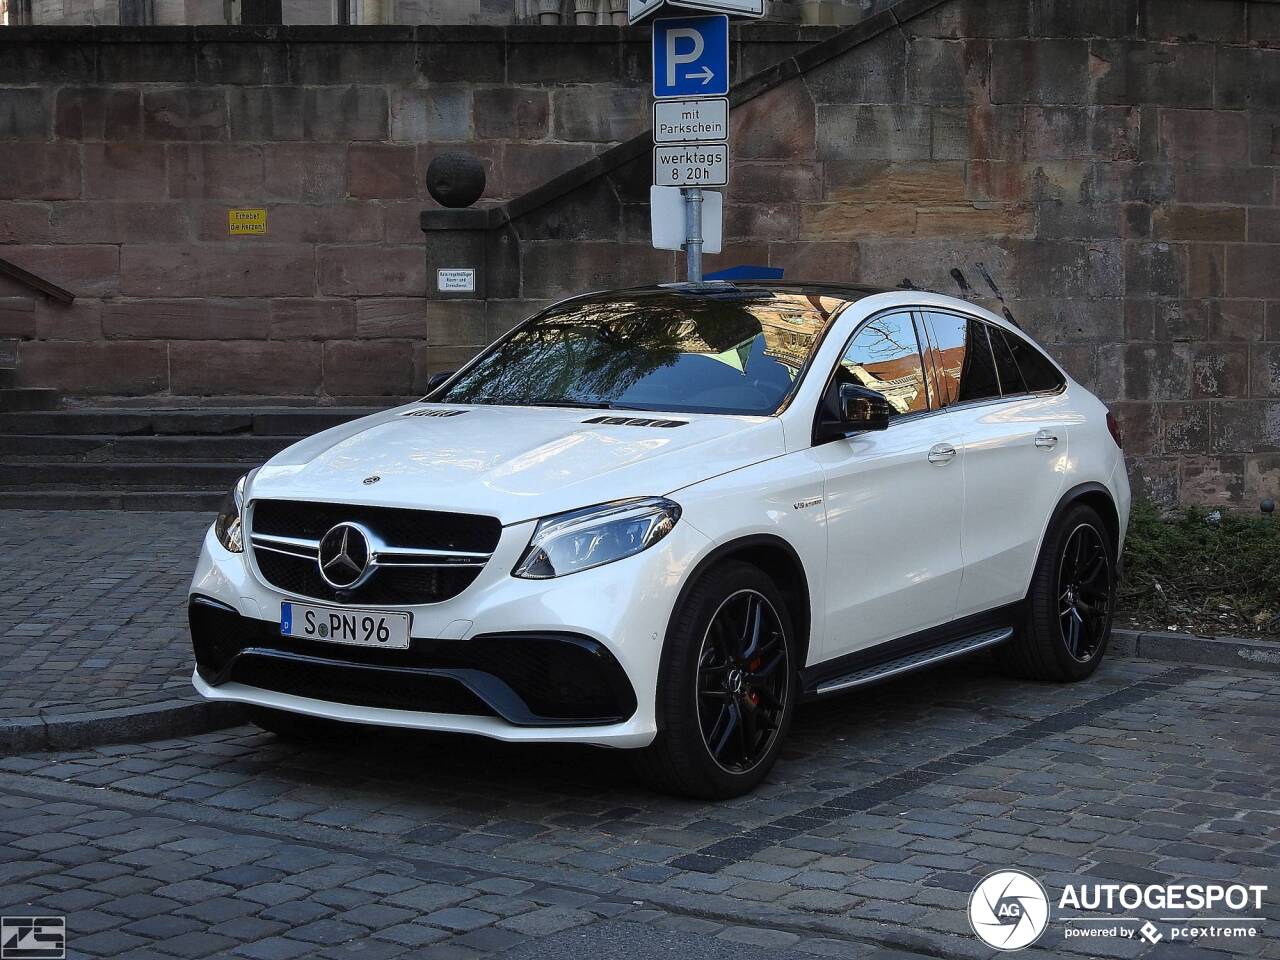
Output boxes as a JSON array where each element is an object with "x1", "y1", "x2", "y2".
[{"x1": 437, "y1": 268, "x2": 476, "y2": 293}]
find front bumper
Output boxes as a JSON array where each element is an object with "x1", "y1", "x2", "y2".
[
  {"x1": 191, "y1": 597, "x2": 636, "y2": 726},
  {"x1": 188, "y1": 513, "x2": 710, "y2": 748}
]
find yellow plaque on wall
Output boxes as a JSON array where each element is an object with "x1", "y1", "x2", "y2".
[{"x1": 228, "y1": 209, "x2": 267, "y2": 235}]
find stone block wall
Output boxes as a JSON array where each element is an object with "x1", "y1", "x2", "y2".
[
  {"x1": 0, "y1": 23, "x2": 827, "y2": 400},
  {"x1": 3, "y1": 0, "x2": 1280, "y2": 506},
  {"x1": 433, "y1": 0, "x2": 1280, "y2": 508},
  {"x1": 12, "y1": 0, "x2": 885, "y2": 28}
]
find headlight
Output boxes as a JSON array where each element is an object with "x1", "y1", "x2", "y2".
[
  {"x1": 213, "y1": 475, "x2": 247, "y2": 553},
  {"x1": 513, "y1": 497, "x2": 681, "y2": 579}
]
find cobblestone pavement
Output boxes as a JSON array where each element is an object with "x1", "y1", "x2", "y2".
[
  {"x1": 2, "y1": 656, "x2": 1277, "y2": 960},
  {"x1": 0, "y1": 511, "x2": 211, "y2": 717}
]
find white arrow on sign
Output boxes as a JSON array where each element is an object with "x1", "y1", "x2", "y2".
[{"x1": 689, "y1": 65, "x2": 715, "y2": 85}]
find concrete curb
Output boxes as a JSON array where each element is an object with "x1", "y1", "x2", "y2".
[
  {"x1": 1111, "y1": 628, "x2": 1280, "y2": 672},
  {"x1": 0, "y1": 699, "x2": 246, "y2": 756}
]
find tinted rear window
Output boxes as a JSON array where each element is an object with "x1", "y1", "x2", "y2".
[
  {"x1": 999, "y1": 329, "x2": 1066, "y2": 393},
  {"x1": 989, "y1": 325, "x2": 1028, "y2": 395}
]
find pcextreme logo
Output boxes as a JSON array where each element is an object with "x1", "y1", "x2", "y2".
[{"x1": 968, "y1": 873, "x2": 1268, "y2": 951}]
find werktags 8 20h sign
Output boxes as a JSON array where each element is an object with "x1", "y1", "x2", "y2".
[{"x1": 653, "y1": 143, "x2": 728, "y2": 186}]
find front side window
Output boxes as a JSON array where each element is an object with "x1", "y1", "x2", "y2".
[
  {"x1": 833, "y1": 312, "x2": 930, "y2": 417},
  {"x1": 923, "y1": 312, "x2": 1001, "y2": 405},
  {"x1": 438, "y1": 292, "x2": 845, "y2": 416}
]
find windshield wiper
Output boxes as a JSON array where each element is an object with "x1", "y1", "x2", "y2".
[{"x1": 500, "y1": 398, "x2": 616, "y2": 409}]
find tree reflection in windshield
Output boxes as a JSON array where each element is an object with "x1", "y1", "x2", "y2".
[{"x1": 439, "y1": 291, "x2": 841, "y2": 416}]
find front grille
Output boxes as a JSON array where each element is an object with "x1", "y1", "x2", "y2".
[
  {"x1": 249, "y1": 499, "x2": 501, "y2": 605},
  {"x1": 253, "y1": 551, "x2": 481, "y2": 606},
  {"x1": 253, "y1": 500, "x2": 500, "y2": 553}
]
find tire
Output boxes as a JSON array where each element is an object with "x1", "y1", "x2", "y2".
[
  {"x1": 1001, "y1": 502, "x2": 1117, "y2": 682},
  {"x1": 634, "y1": 560, "x2": 797, "y2": 800},
  {"x1": 246, "y1": 705, "x2": 353, "y2": 743}
]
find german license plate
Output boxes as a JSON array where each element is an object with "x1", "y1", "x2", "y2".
[{"x1": 280, "y1": 601, "x2": 411, "y2": 650}]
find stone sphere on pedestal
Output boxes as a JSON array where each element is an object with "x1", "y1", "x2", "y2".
[{"x1": 426, "y1": 153, "x2": 486, "y2": 209}]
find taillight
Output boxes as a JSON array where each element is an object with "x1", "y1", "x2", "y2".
[{"x1": 1106, "y1": 411, "x2": 1123, "y2": 449}]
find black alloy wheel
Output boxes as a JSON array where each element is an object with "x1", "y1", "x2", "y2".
[
  {"x1": 1057, "y1": 522, "x2": 1113, "y2": 662},
  {"x1": 696, "y1": 588, "x2": 790, "y2": 774},
  {"x1": 635, "y1": 560, "x2": 797, "y2": 799},
  {"x1": 1000, "y1": 501, "x2": 1117, "y2": 682}
]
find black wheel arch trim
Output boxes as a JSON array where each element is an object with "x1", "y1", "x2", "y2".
[
  {"x1": 1044, "y1": 481, "x2": 1121, "y2": 562},
  {"x1": 661, "y1": 534, "x2": 812, "y2": 701}
]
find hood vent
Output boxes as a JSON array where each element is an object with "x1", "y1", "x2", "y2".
[
  {"x1": 582, "y1": 415, "x2": 688, "y2": 429},
  {"x1": 401, "y1": 408, "x2": 468, "y2": 418}
]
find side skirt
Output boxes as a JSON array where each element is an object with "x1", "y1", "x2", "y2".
[{"x1": 799, "y1": 602, "x2": 1024, "y2": 700}]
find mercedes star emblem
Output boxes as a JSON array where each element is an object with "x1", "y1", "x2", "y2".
[{"x1": 317, "y1": 522, "x2": 371, "y2": 589}]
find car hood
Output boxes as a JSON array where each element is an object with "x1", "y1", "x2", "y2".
[{"x1": 247, "y1": 403, "x2": 786, "y2": 525}]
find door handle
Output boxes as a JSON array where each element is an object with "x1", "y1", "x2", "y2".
[
  {"x1": 928, "y1": 443, "x2": 957, "y2": 465},
  {"x1": 1034, "y1": 430, "x2": 1059, "y2": 449}
]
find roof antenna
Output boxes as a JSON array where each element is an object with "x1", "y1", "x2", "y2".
[
  {"x1": 949, "y1": 267, "x2": 973, "y2": 297},
  {"x1": 898, "y1": 278, "x2": 918, "y2": 290},
  {"x1": 975, "y1": 262, "x2": 1021, "y2": 329}
]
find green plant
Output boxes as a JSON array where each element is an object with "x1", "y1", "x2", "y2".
[{"x1": 1119, "y1": 500, "x2": 1280, "y2": 636}]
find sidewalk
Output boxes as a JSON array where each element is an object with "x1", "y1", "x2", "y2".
[{"x1": 0, "y1": 510, "x2": 240, "y2": 753}]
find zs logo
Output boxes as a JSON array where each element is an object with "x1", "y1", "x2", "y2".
[{"x1": 1, "y1": 917, "x2": 65, "y2": 960}]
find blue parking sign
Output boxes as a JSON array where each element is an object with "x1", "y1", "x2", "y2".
[{"x1": 652, "y1": 14, "x2": 729, "y2": 99}]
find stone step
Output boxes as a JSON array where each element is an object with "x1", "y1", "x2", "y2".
[
  {"x1": 0, "y1": 406, "x2": 383, "y2": 437},
  {"x1": 0, "y1": 490, "x2": 224, "y2": 511},
  {"x1": 0, "y1": 461, "x2": 250, "y2": 490},
  {"x1": 0, "y1": 434, "x2": 299, "y2": 463},
  {"x1": 0, "y1": 387, "x2": 61, "y2": 412}
]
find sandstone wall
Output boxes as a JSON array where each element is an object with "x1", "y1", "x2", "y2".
[
  {"x1": 435, "y1": 0, "x2": 1280, "y2": 508},
  {"x1": 15, "y1": 0, "x2": 885, "y2": 28},
  {"x1": 2, "y1": 0, "x2": 1280, "y2": 506},
  {"x1": 0, "y1": 23, "x2": 826, "y2": 397}
]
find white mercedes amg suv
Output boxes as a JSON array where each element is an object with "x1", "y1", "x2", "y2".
[{"x1": 189, "y1": 282, "x2": 1130, "y2": 798}]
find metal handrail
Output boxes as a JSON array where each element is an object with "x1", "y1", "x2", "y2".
[{"x1": 0, "y1": 256, "x2": 75, "y2": 304}]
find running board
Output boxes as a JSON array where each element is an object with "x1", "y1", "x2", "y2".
[{"x1": 812, "y1": 627, "x2": 1013, "y2": 696}]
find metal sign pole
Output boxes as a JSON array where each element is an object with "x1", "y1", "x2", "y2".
[{"x1": 684, "y1": 186, "x2": 703, "y2": 284}]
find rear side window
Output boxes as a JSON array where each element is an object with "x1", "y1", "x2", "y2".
[
  {"x1": 989, "y1": 326, "x2": 1028, "y2": 395},
  {"x1": 922, "y1": 312, "x2": 1000, "y2": 405},
  {"x1": 999, "y1": 329, "x2": 1066, "y2": 393}
]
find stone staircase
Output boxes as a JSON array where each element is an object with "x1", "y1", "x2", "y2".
[
  {"x1": 0, "y1": 338, "x2": 61, "y2": 412},
  {"x1": 0, "y1": 406, "x2": 384, "y2": 511}
]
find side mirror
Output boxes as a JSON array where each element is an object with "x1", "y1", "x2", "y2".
[
  {"x1": 838, "y1": 383, "x2": 891, "y2": 431},
  {"x1": 425, "y1": 370, "x2": 455, "y2": 394}
]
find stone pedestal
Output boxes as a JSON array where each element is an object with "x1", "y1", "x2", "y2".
[{"x1": 420, "y1": 207, "x2": 519, "y2": 301}]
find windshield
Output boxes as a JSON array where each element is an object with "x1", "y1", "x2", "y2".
[{"x1": 437, "y1": 291, "x2": 845, "y2": 416}]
